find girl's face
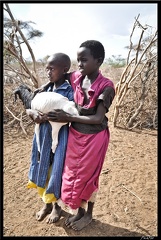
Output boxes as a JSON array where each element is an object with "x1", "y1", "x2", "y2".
[
  {"x1": 45, "y1": 60, "x2": 65, "y2": 83},
  {"x1": 77, "y1": 47, "x2": 100, "y2": 76}
]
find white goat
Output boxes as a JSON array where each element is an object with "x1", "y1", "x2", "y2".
[
  {"x1": 28, "y1": 91, "x2": 78, "y2": 153},
  {"x1": 14, "y1": 85, "x2": 78, "y2": 153}
]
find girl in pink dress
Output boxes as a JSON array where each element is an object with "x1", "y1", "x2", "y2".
[{"x1": 47, "y1": 40, "x2": 115, "y2": 230}]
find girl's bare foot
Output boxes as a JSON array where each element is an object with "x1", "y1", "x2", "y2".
[
  {"x1": 46, "y1": 202, "x2": 62, "y2": 223},
  {"x1": 65, "y1": 207, "x2": 85, "y2": 228},
  {"x1": 69, "y1": 201, "x2": 94, "y2": 230},
  {"x1": 36, "y1": 203, "x2": 53, "y2": 221},
  {"x1": 71, "y1": 212, "x2": 92, "y2": 230}
]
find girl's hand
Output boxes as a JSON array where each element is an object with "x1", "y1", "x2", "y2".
[
  {"x1": 26, "y1": 109, "x2": 48, "y2": 123},
  {"x1": 47, "y1": 109, "x2": 70, "y2": 122}
]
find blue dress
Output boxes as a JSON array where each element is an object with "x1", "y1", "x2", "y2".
[{"x1": 27, "y1": 81, "x2": 74, "y2": 202}]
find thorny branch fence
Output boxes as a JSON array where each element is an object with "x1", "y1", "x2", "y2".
[{"x1": 3, "y1": 11, "x2": 158, "y2": 133}]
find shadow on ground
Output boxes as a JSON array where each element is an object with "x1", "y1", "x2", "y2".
[{"x1": 53, "y1": 210, "x2": 144, "y2": 237}]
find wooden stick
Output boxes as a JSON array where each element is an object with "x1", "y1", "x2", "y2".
[
  {"x1": 5, "y1": 105, "x2": 27, "y2": 135},
  {"x1": 121, "y1": 184, "x2": 142, "y2": 202}
]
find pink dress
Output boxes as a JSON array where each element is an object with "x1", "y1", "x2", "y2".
[{"x1": 61, "y1": 71, "x2": 115, "y2": 209}]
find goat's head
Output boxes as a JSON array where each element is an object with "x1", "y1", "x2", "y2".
[{"x1": 13, "y1": 84, "x2": 32, "y2": 102}]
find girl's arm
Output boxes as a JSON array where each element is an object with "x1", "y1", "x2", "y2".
[
  {"x1": 33, "y1": 81, "x2": 54, "y2": 97},
  {"x1": 47, "y1": 101, "x2": 106, "y2": 125}
]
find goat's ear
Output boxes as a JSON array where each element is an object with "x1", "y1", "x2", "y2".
[
  {"x1": 14, "y1": 93, "x2": 18, "y2": 102},
  {"x1": 28, "y1": 87, "x2": 32, "y2": 92},
  {"x1": 24, "y1": 85, "x2": 32, "y2": 92},
  {"x1": 13, "y1": 89, "x2": 19, "y2": 102}
]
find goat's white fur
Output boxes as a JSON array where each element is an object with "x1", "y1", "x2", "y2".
[{"x1": 26, "y1": 92, "x2": 78, "y2": 153}]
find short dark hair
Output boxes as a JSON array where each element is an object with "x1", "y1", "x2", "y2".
[
  {"x1": 79, "y1": 40, "x2": 105, "y2": 64},
  {"x1": 48, "y1": 53, "x2": 71, "y2": 72}
]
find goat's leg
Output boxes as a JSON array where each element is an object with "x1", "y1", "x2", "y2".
[
  {"x1": 50, "y1": 122, "x2": 66, "y2": 153},
  {"x1": 35, "y1": 124, "x2": 40, "y2": 152}
]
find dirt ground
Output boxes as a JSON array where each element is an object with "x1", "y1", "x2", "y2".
[
  {"x1": 3, "y1": 66, "x2": 158, "y2": 237},
  {"x1": 3, "y1": 113, "x2": 157, "y2": 237}
]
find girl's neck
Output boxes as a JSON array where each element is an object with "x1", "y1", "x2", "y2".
[
  {"x1": 85, "y1": 70, "x2": 99, "y2": 83},
  {"x1": 53, "y1": 77, "x2": 66, "y2": 89}
]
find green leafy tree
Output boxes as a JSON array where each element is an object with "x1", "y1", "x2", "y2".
[{"x1": 105, "y1": 55, "x2": 126, "y2": 68}]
